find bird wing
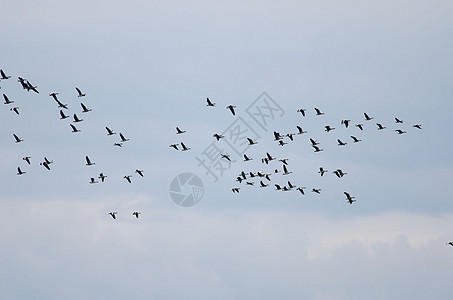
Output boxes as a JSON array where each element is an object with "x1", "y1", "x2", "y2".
[
  {"x1": 81, "y1": 103, "x2": 88, "y2": 111},
  {"x1": 76, "y1": 87, "x2": 82, "y2": 95},
  {"x1": 86, "y1": 156, "x2": 91, "y2": 164},
  {"x1": 70, "y1": 124, "x2": 78, "y2": 131}
]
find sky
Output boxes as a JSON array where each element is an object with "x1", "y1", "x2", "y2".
[{"x1": 1, "y1": 0, "x2": 453, "y2": 299}]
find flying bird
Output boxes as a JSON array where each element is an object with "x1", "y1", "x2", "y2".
[
  {"x1": 135, "y1": 169, "x2": 144, "y2": 177},
  {"x1": 76, "y1": 87, "x2": 86, "y2": 97},
  {"x1": 44, "y1": 157, "x2": 53, "y2": 165},
  {"x1": 287, "y1": 181, "x2": 296, "y2": 189},
  {"x1": 54, "y1": 98, "x2": 68, "y2": 109},
  {"x1": 81, "y1": 103, "x2": 92, "y2": 113},
  {"x1": 105, "y1": 127, "x2": 116, "y2": 135},
  {"x1": 279, "y1": 158, "x2": 289, "y2": 165},
  {"x1": 114, "y1": 143, "x2": 123, "y2": 147},
  {"x1": 351, "y1": 136, "x2": 362, "y2": 143},
  {"x1": 49, "y1": 92, "x2": 59, "y2": 101},
  {"x1": 446, "y1": 242, "x2": 453, "y2": 247},
  {"x1": 278, "y1": 140, "x2": 287, "y2": 146},
  {"x1": 124, "y1": 175, "x2": 132, "y2": 183},
  {"x1": 296, "y1": 126, "x2": 307, "y2": 134},
  {"x1": 243, "y1": 154, "x2": 253, "y2": 161},
  {"x1": 232, "y1": 188, "x2": 240, "y2": 193},
  {"x1": 17, "y1": 167, "x2": 26, "y2": 175},
  {"x1": 395, "y1": 129, "x2": 407, "y2": 134},
  {"x1": 26, "y1": 80, "x2": 39, "y2": 93},
  {"x1": 109, "y1": 212, "x2": 117, "y2": 219},
  {"x1": 309, "y1": 138, "x2": 319, "y2": 146},
  {"x1": 260, "y1": 181, "x2": 269, "y2": 187},
  {"x1": 90, "y1": 178, "x2": 98, "y2": 184},
  {"x1": 70, "y1": 124, "x2": 81, "y2": 133},
  {"x1": 170, "y1": 143, "x2": 179, "y2": 150},
  {"x1": 176, "y1": 127, "x2": 186, "y2": 134},
  {"x1": 0, "y1": 69, "x2": 11, "y2": 80},
  {"x1": 99, "y1": 173, "x2": 107, "y2": 182},
  {"x1": 10, "y1": 107, "x2": 19, "y2": 115},
  {"x1": 319, "y1": 167, "x2": 327, "y2": 176},
  {"x1": 314, "y1": 108, "x2": 324, "y2": 115},
  {"x1": 325, "y1": 125, "x2": 335, "y2": 132},
  {"x1": 206, "y1": 98, "x2": 215, "y2": 106},
  {"x1": 312, "y1": 145, "x2": 323, "y2": 152},
  {"x1": 73, "y1": 114, "x2": 83, "y2": 122},
  {"x1": 119, "y1": 133, "x2": 129, "y2": 142},
  {"x1": 297, "y1": 108, "x2": 306, "y2": 116},
  {"x1": 341, "y1": 119, "x2": 351, "y2": 128},
  {"x1": 282, "y1": 164, "x2": 292, "y2": 175},
  {"x1": 23, "y1": 156, "x2": 31, "y2": 164},
  {"x1": 337, "y1": 139, "x2": 347, "y2": 146},
  {"x1": 247, "y1": 137, "x2": 258, "y2": 145},
  {"x1": 286, "y1": 133, "x2": 295, "y2": 141},
  {"x1": 296, "y1": 187, "x2": 306, "y2": 195},
  {"x1": 40, "y1": 161, "x2": 51, "y2": 170},
  {"x1": 60, "y1": 110, "x2": 69, "y2": 119},
  {"x1": 273, "y1": 131, "x2": 283, "y2": 141},
  {"x1": 181, "y1": 142, "x2": 191, "y2": 151},
  {"x1": 355, "y1": 123, "x2": 364, "y2": 131},
  {"x1": 85, "y1": 156, "x2": 95, "y2": 166},
  {"x1": 364, "y1": 112, "x2": 373, "y2": 121},
  {"x1": 226, "y1": 105, "x2": 236, "y2": 115},
  {"x1": 395, "y1": 118, "x2": 403, "y2": 123},
  {"x1": 413, "y1": 124, "x2": 422, "y2": 129},
  {"x1": 213, "y1": 133, "x2": 224, "y2": 141},
  {"x1": 376, "y1": 123, "x2": 386, "y2": 130},
  {"x1": 3, "y1": 94, "x2": 14, "y2": 104},
  {"x1": 133, "y1": 212, "x2": 141, "y2": 218},
  {"x1": 221, "y1": 154, "x2": 231, "y2": 162},
  {"x1": 13, "y1": 134, "x2": 23, "y2": 143},
  {"x1": 344, "y1": 192, "x2": 356, "y2": 204},
  {"x1": 312, "y1": 188, "x2": 321, "y2": 194}
]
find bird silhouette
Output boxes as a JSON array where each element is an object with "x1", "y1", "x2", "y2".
[
  {"x1": 70, "y1": 124, "x2": 81, "y2": 133},
  {"x1": 247, "y1": 137, "x2": 258, "y2": 145},
  {"x1": 364, "y1": 112, "x2": 373, "y2": 121},
  {"x1": 226, "y1": 105, "x2": 236, "y2": 115},
  {"x1": 341, "y1": 119, "x2": 351, "y2": 128},
  {"x1": 351, "y1": 136, "x2": 362, "y2": 143},
  {"x1": 325, "y1": 125, "x2": 335, "y2": 132},
  {"x1": 206, "y1": 98, "x2": 215, "y2": 106},
  {"x1": 232, "y1": 188, "x2": 240, "y2": 193},
  {"x1": 344, "y1": 192, "x2": 356, "y2": 204},
  {"x1": 170, "y1": 143, "x2": 179, "y2": 150},
  {"x1": 133, "y1": 212, "x2": 141, "y2": 218},
  {"x1": 221, "y1": 154, "x2": 231, "y2": 162},
  {"x1": 395, "y1": 118, "x2": 403, "y2": 123},
  {"x1": 314, "y1": 108, "x2": 324, "y2": 115},
  {"x1": 413, "y1": 124, "x2": 422, "y2": 129},
  {"x1": 124, "y1": 175, "x2": 132, "y2": 183},
  {"x1": 296, "y1": 126, "x2": 307, "y2": 134},
  {"x1": 76, "y1": 87, "x2": 86, "y2": 97},
  {"x1": 181, "y1": 142, "x2": 191, "y2": 151},
  {"x1": 109, "y1": 212, "x2": 117, "y2": 219},
  {"x1": 99, "y1": 173, "x2": 107, "y2": 182},
  {"x1": 0, "y1": 69, "x2": 11, "y2": 80},
  {"x1": 319, "y1": 167, "x2": 327, "y2": 176},
  {"x1": 60, "y1": 110, "x2": 69, "y2": 119},
  {"x1": 85, "y1": 156, "x2": 95, "y2": 166},
  {"x1": 73, "y1": 114, "x2": 83, "y2": 123},
  {"x1": 13, "y1": 134, "x2": 23, "y2": 143},
  {"x1": 10, "y1": 107, "x2": 19, "y2": 115},
  {"x1": 297, "y1": 108, "x2": 306, "y2": 116},
  {"x1": 337, "y1": 139, "x2": 347, "y2": 146},
  {"x1": 23, "y1": 157, "x2": 31, "y2": 164},
  {"x1": 81, "y1": 103, "x2": 92, "y2": 113},
  {"x1": 90, "y1": 178, "x2": 98, "y2": 184},
  {"x1": 243, "y1": 154, "x2": 253, "y2": 161},
  {"x1": 213, "y1": 133, "x2": 224, "y2": 141},
  {"x1": 395, "y1": 129, "x2": 406, "y2": 134},
  {"x1": 282, "y1": 164, "x2": 292, "y2": 175},
  {"x1": 135, "y1": 169, "x2": 144, "y2": 177},
  {"x1": 17, "y1": 167, "x2": 26, "y2": 175},
  {"x1": 176, "y1": 127, "x2": 186, "y2": 134},
  {"x1": 3, "y1": 94, "x2": 14, "y2": 104},
  {"x1": 376, "y1": 123, "x2": 386, "y2": 130},
  {"x1": 119, "y1": 133, "x2": 129, "y2": 142},
  {"x1": 355, "y1": 123, "x2": 364, "y2": 130}
]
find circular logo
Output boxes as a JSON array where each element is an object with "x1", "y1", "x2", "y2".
[{"x1": 169, "y1": 173, "x2": 204, "y2": 207}]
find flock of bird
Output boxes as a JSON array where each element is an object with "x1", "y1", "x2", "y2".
[
  {"x1": 1, "y1": 68, "x2": 142, "y2": 220},
  {"x1": 170, "y1": 97, "x2": 423, "y2": 205}
]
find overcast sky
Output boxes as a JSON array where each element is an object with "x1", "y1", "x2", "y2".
[{"x1": 1, "y1": 0, "x2": 453, "y2": 299}]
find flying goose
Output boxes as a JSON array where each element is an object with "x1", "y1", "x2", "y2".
[
  {"x1": 312, "y1": 188, "x2": 321, "y2": 194},
  {"x1": 73, "y1": 114, "x2": 83, "y2": 122},
  {"x1": 221, "y1": 154, "x2": 231, "y2": 162},
  {"x1": 246, "y1": 181, "x2": 255, "y2": 186},
  {"x1": 70, "y1": 124, "x2": 81, "y2": 133},
  {"x1": 278, "y1": 140, "x2": 287, "y2": 146},
  {"x1": 49, "y1": 92, "x2": 59, "y2": 101},
  {"x1": 17, "y1": 167, "x2": 26, "y2": 175},
  {"x1": 133, "y1": 212, "x2": 141, "y2": 218},
  {"x1": 247, "y1": 137, "x2": 258, "y2": 145},
  {"x1": 260, "y1": 181, "x2": 269, "y2": 187},
  {"x1": 3, "y1": 94, "x2": 14, "y2": 104},
  {"x1": 282, "y1": 164, "x2": 292, "y2": 175},
  {"x1": 90, "y1": 178, "x2": 98, "y2": 184},
  {"x1": 309, "y1": 138, "x2": 319, "y2": 146},
  {"x1": 170, "y1": 143, "x2": 179, "y2": 150},
  {"x1": 0, "y1": 69, "x2": 11, "y2": 80},
  {"x1": 226, "y1": 105, "x2": 236, "y2": 115},
  {"x1": 232, "y1": 188, "x2": 240, "y2": 193},
  {"x1": 446, "y1": 242, "x2": 453, "y2": 247},
  {"x1": 344, "y1": 192, "x2": 356, "y2": 204},
  {"x1": 114, "y1": 143, "x2": 123, "y2": 147},
  {"x1": 13, "y1": 134, "x2": 23, "y2": 143},
  {"x1": 279, "y1": 158, "x2": 289, "y2": 165},
  {"x1": 312, "y1": 145, "x2": 323, "y2": 152},
  {"x1": 76, "y1": 87, "x2": 86, "y2": 97},
  {"x1": 105, "y1": 127, "x2": 116, "y2": 135},
  {"x1": 44, "y1": 157, "x2": 53, "y2": 165},
  {"x1": 266, "y1": 152, "x2": 276, "y2": 161},
  {"x1": 341, "y1": 119, "x2": 351, "y2": 128},
  {"x1": 297, "y1": 108, "x2": 306, "y2": 116},
  {"x1": 275, "y1": 184, "x2": 282, "y2": 190},
  {"x1": 23, "y1": 156, "x2": 31, "y2": 164},
  {"x1": 26, "y1": 80, "x2": 39, "y2": 93},
  {"x1": 287, "y1": 181, "x2": 296, "y2": 189},
  {"x1": 319, "y1": 167, "x2": 327, "y2": 176},
  {"x1": 10, "y1": 107, "x2": 19, "y2": 115},
  {"x1": 213, "y1": 133, "x2": 224, "y2": 141},
  {"x1": 273, "y1": 131, "x2": 283, "y2": 141},
  {"x1": 18, "y1": 77, "x2": 28, "y2": 89},
  {"x1": 85, "y1": 156, "x2": 95, "y2": 166},
  {"x1": 413, "y1": 124, "x2": 422, "y2": 129},
  {"x1": 376, "y1": 123, "x2": 386, "y2": 130},
  {"x1": 337, "y1": 139, "x2": 347, "y2": 146},
  {"x1": 109, "y1": 212, "x2": 117, "y2": 219},
  {"x1": 395, "y1": 129, "x2": 406, "y2": 134},
  {"x1": 243, "y1": 154, "x2": 253, "y2": 161},
  {"x1": 286, "y1": 133, "x2": 295, "y2": 141},
  {"x1": 364, "y1": 112, "x2": 373, "y2": 121},
  {"x1": 395, "y1": 117, "x2": 403, "y2": 123},
  {"x1": 40, "y1": 161, "x2": 51, "y2": 170},
  {"x1": 119, "y1": 133, "x2": 129, "y2": 142},
  {"x1": 176, "y1": 127, "x2": 186, "y2": 134},
  {"x1": 81, "y1": 103, "x2": 92, "y2": 113},
  {"x1": 314, "y1": 108, "x2": 324, "y2": 115},
  {"x1": 60, "y1": 110, "x2": 69, "y2": 119},
  {"x1": 296, "y1": 126, "x2": 307, "y2": 134},
  {"x1": 355, "y1": 123, "x2": 364, "y2": 131},
  {"x1": 98, "y1": 173, "x2": 107, "y2": 182},
  {"x1": 181, "y1": 142, "x2": 191, "y2": 151},
  {"x1": 296, "y1": 187, "x2": 306, "y2": 195},
  {"x1": 325, "y1": 125, "x2": 335, "y2": 132},
  {"x1": 135, "y1": 169, "x2": 144, "y2": 177},
  {"x1": 124, "y1": 175, "x2": 132, "y2": 183},
  {"x1": 351, "y1": 136, "x2": 361, "y2": 143},
  {"x1": 206, "y1": 98, "x2": 215, "y2": 106}
]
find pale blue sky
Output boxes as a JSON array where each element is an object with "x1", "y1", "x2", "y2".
[{"x1": 1, "y1": 0, "x2": 453, "y2": 299}]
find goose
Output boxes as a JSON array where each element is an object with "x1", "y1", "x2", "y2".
[
  {"x1": 333, "y1": 170, "x2": 342, "y2": 178},
  {"x1": 75, "y1": 87, "x2": 86, "y2": 97},
  {"x1": 206, "y1": 98, "x2": 215, "y2": 106},
  {"x1": 243, "y1": 154, "x2": 253, "y2": 161},
  {"x1": 170, "y1": 143, "x2": 179, "y2": 150},
  {"x1": 319, "y1": 167, "x2": 327, "y2": 176},
  {"x1": 246, "y1": 181, "x2": 255, "y2": 186},
  {"x1": 114, "y1": 143, "x2": 123, "y2": 147},
  {"x1": 297, "y1": 108, "x2": 306, "y2": 116},
  {"x1": 274, "y1": 169, "x2": 281, "y2": 174},
  {"x1": 364, "y1": 112, "x2": 373, "y2": 121},
  {"x1": 325, "y1": 125, "x2": 335, "y2": 132},
  {"x1": 70, "y1": 124, "x2": 81, "y2": 133},
  {"x1": 261, "y1": 157, "x2": 269, "y2": 164},
  {"x1": 312, "y1": 188, "x2": 321, "y2": 194},
  {"x1": 314, "y1": 108, "x2": 324, "y2": 115},
  {"x1": 44, "y1": 157, "x2": 53, "y2": 165},
  {"x1": 395, "y1": 117, "x2": 403, "y2": 123},
  {"x1": 18, "y1": 77, "x2": 28, "y2": 89},
  {"x1": 85, "y1": 156, "x2": 95, "y2": 166},
  {"x1": 446, "y1": 242, "x2": 453, "y2": 247},
  {"x1": 23, "y1": 156, "x2": 31, "y2": 164},
  {"x1": 49, "y1": 92, "x2": 59, "y2": 101},
  {"x1": 109, "y1": 212, "x2": 117, "y2": 219},
  {"x1": 240, "y1": 171, "x2": 247, "y2": 179},
  {"x1": 355, "y1": 123, "x2": 364, "y2": 130},
  {"x1": 213, "y1": 133, "x2": 224, "y2": 141},
  {"x1": 40, "y1": 161, "x2": 51, "y2": 170},
  {"x1": 135, "y1": 169, "x2": 144, "y2": 177},
  {"x1": 413, "y1": 124, "x2": 422, "y2": 129},
  {"x1": 275, "y1": 184, "x2": 282, "y2": 190},
  {"x1": 55, "y1": 98, "x2": 68, "y2": 109},
  {"x1": 3, "y1": 94, "x2": 14, "y2": 104},
  {"x1": 124, "y1": 175, "x2": 132, "y2": 183},
  {"x1": 232, "y1": 188, "x2": 240, "y2": 193},
  {"x1": 98, "y1": 173, "x2": 107, "y2": 182},
  {"x1": 105, "y1": 127, "x2": 116, "y2": 135},
  {"x1": 81, "y1": 103, "x2": 92, "y2": 113},
  {"x1": 351, "y1": 136, "x2": 361, "y2": 143},
  {"x1": 287, "y1": 181, "x2": 296, "y2": 189},
  {"x1": 180, "y1": 142, "x2": 191, "y2": 151},
  {"x1": 337, "y1": 139, "x2": 347, "y2": 146},
  {"x1": 176, "y1": 127, "x2": 186, "y2": 134},
  {"x1": 133, "y1": 212, "x2": 141, "y2": 218},
  {"x1": 60, "y1": 110, "x2": 69, "y2": 119},
  {"x1": 266, "y1": 152, "x2": 275, "y2": 161},
  {"x1": 0, "y1": 69, "x2": 10, "y2": 80},
  {"x1": 336, "y1": 169, "x2": 347, "y2": 177},
  {"x1": 344, "y1": 192, "x2": 356, "y2": 204},
  {"x1": 26, "y1": 81, "x2": 39, "y2": 93},
  {"x1": 226, "y1": 105, "x2": 236, "y2": 115},
  {"x1": 10, "y1": 107, "x2": 19, "y2": 115},
  {"x1": 260, "y1": 181, "x2": 269, "y2": 187},
  {"x1": 72, "y1": 113, "x2": 83, "y2": 123},
  {"x1": 296, "y1": 126, "x2": 307, "y2": 134},
  {"x1": 221, "y1": 154, "x2": 231, "y2": 162},
  {"x1": 17, "y1": 167, "x2": 26, "y2": 175},
  {"x1": 309, "y1": 138, "x2": 319, "y2": 146},
  {"x1": 247, "y1": 137, "x2": 258, "y2": 145},
  {"x1": 282, "y1": 164, "x2": 292, "y2": 175},
  {"x1": 90, "y1": 178, "x2": 98, "y2": 184},
  {"x1": 236, "y1": 177, "x2": 244, "y2": 183},
  {"x1": 13, "y1": 134, "x2": 23, "y2": 143},
  {"x1": 279, "y1": 158, "x2": 289, "y2": 165},
  {"x1": 395, "y1": 129, "x2": 406, "y2": 134},
  {"x1": 376, "y1": 123, "x2": 386, "y2": 130},
  {"x1": 286, "y1": 133, "x2": 295, "y2": 141},
  {"x1": 119, "y1": 133, "x2": 129, "y2": 142},
  {"x1": 273, "y1": 131, "x2": 283, "y2": 141},
  {"x1": 264, "y1": 174, "x2": 271, "y2": 181},
  {"x1": 296, "y1": 187, "x2": 306, "y2": 194},
  {"x1": 312, "y1": 145, "x2": 323, "y2": 152},
  {"x1": 282, "y1": 186, "x2": 290, "y2": 191},
  {"x1": 278, "y1": 140, "x2": 287, "y2": 146},
  {"x1": 341, "y1": 119, "x2": 351, "y2": 128},
  {"x1": 249, "y1": 172, "x2": 256, "y2": 178}
]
